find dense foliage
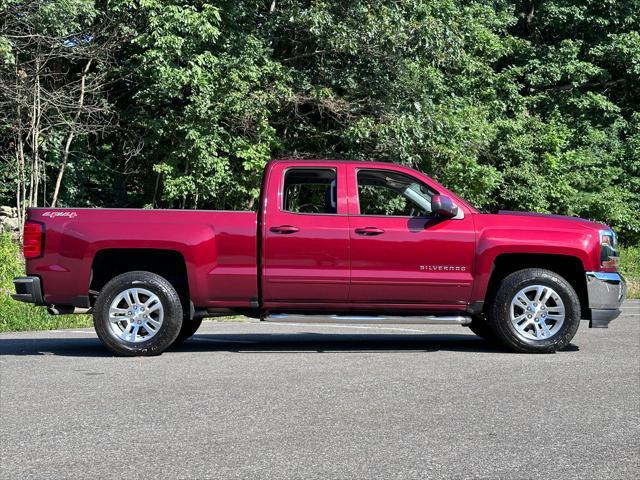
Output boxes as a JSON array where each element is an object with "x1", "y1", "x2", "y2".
[
  {"x1": 1, "y1": 1, "x2": 639, "y2": 243},
  {"x1": 0, "y1": 234, "x2": 91, "y2": 331},
  {"x1": 620, "y1": 246, "x2": 640, "y2": 298}
]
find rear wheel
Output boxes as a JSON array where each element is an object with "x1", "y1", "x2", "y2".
[
  {"x1": 93, "y1": 271, "x2": 183, "y2": 356},
  {"x1": 489, "y1": 268, "x2": 581, "y2": 353}
]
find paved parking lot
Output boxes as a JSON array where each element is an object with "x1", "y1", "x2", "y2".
[{"x1": 1, "y1": 301, "x2": 638, "y2": 479}]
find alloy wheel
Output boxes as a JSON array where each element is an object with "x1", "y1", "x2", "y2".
[
  {"x1": 509, "y1": 285, "x2": 565, "y2": 341},
  {"x1": 108, "y1": 288, "x2": 164, "y2": 343}
]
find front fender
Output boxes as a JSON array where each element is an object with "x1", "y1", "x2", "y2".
[{"x1": 471, "y1": 226, "x2": 598, "y2": 303}]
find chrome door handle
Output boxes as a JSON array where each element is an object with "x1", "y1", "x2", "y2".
[
  {"x1": 354, "y1": 227, "x2": 385, "y2": 236},
  {"x1": 270, "y1": 225, "x2": 300, "y2": 234}
]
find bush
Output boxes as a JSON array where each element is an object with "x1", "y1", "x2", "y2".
[
  {"x1": 620, "y1": 246, "x2": 640, "y2": 300},
  {"x1": 0, "y1": 234, "x2": 91, "y2": 332}
]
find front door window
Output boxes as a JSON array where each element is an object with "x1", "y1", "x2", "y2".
[{"x1": 357, "y1": 170, "x2": 435, "y2": 217}]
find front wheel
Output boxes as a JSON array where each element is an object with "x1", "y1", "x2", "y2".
[
  {"x1": 93, "y1": 271, "x2": 184, "y2": 356},
  {"x1": 489, "y1": 268, "x2": 581, "y2": 353}
]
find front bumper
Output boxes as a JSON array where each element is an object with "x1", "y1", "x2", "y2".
[
  {"x1": 11, "y1": 276, "x2": 45, "y2": 306},
  {"x1": 586, "y1": 272, "x2": 626, "y2": 328}
]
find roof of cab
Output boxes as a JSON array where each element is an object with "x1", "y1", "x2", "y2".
[{"x1": 268, "y1": 158, "x2": 399, "y2": 167}]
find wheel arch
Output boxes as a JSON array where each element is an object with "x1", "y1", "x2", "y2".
[
  {"x1": 90, "y1": 248, "x2": 190, "y2": 307},
  {"x1": 484, "y1": 253, "x2": 589, "y2": 320}
]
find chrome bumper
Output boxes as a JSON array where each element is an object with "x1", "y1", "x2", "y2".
[{"x1": 585, "y1": 272, "x2": 626, "y2": 328}]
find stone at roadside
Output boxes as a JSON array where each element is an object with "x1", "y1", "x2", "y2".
[
  {"x1": 0, "y1": 216, "x2": 20, "y2": 233},
  {"x1": 0, "y1": 206, "x2": 14, "y2": 217}
]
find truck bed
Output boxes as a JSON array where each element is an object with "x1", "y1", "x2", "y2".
[{"x1": 26, "y1": 208, "x2": 258, "y2": 308}]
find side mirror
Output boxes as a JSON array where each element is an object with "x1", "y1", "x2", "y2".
[{"x1": 431, "y1": 194, "x2": 458, "y2": 218}]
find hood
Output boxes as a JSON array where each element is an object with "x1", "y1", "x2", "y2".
[{"x1": 496, "y1": 210, "x2": 608, "y2": 231}]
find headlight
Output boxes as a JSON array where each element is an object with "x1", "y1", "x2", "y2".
[{"x1": 599, "y1": 229, "x2": 619, "y2": 269}]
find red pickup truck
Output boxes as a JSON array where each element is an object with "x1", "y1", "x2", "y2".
[{"x1": 13, "y1": 159, "x2": 626, "y2": 355}]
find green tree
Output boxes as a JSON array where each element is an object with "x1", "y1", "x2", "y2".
[{"x1": 0, "y1": 0, "x2": 638, "y2": 244}]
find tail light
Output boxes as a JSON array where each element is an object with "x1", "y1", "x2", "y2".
[{"x1": 23, "y1": 221, "x2": 44, "y2": 258}]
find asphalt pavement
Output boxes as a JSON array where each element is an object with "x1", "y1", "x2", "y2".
[{"x1": 1, "y1": 301, "x2": 639, "y2": 479}]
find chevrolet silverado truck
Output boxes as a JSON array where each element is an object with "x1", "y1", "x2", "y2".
[{"x1": 13, "y1": 159, "x2": 626, "y2": 356}]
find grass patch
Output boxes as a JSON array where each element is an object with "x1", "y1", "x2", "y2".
[
  {"x1": 0, "y1": 234, "x2": 91, "y2": 333},
  {"x1": 620, "y1": 245, "x2": 640, "y2": 299}
]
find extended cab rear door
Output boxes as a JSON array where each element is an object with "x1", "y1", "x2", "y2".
[
  {"x1": 346, "y1": 164, "x2": 475, "y2": 306},
  {"x1": 261, "y1": 162, "x2": 350, "y2": 303}
]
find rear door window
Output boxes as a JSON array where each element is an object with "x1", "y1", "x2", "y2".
[{"x1": 282, "y1": 168, "x2": 338, "y2": 214}]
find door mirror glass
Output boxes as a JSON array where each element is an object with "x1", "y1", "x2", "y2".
[{"x1": 431, "y1": 194, "x2": 458, "y2": 218}]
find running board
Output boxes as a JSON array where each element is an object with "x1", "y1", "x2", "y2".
[{"x1": 263, "y1": 314, "x2": 472, "y2": 326}]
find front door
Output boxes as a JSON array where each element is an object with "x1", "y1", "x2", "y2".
[
  {"x1": 262, "y1": 163, "x2": 350, "y2": 303},
  {"x1": 347, "y1": 166, "x2": 475, "y2": 306}
]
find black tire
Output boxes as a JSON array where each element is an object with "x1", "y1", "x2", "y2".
[
  {"x1": 93, "y1": 271, "x2": 183, "y2": 356},
  {"x1": 173, "y1": 318, "x2": 203, "y2": 345},
  {"x1": 467, "y1": 316, "x2": 499, "y2": 343},
  {"x1": 489, "y1": 268, "x2": 581, "y2": 353}
]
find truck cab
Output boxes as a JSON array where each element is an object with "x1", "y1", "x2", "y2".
[{"x1": 261, "y1": 160, "x2": 475, "y2": 310}]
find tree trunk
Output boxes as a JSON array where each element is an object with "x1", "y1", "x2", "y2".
[
  {"x1": 181, "y1": 157, "x2": 190, "y2": 209},
  {"x1": 152, "y1": 171, "x2": 161, "y2": 208},
  {"x1": 51, "y1": 133, "x2": 74, "y2": 208},
  {"x1": 29, "y1": 58, "x2": 42, "y2": 207},
  {"x1": 14, "y1": 61, "x2": 27, "y2": 239},
  {"x1": 51, "y1": 59, "x2": 92, "y2": 208},
  {"x1": 16, "y1": 134, "x2": 26, "y2": 240}
]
